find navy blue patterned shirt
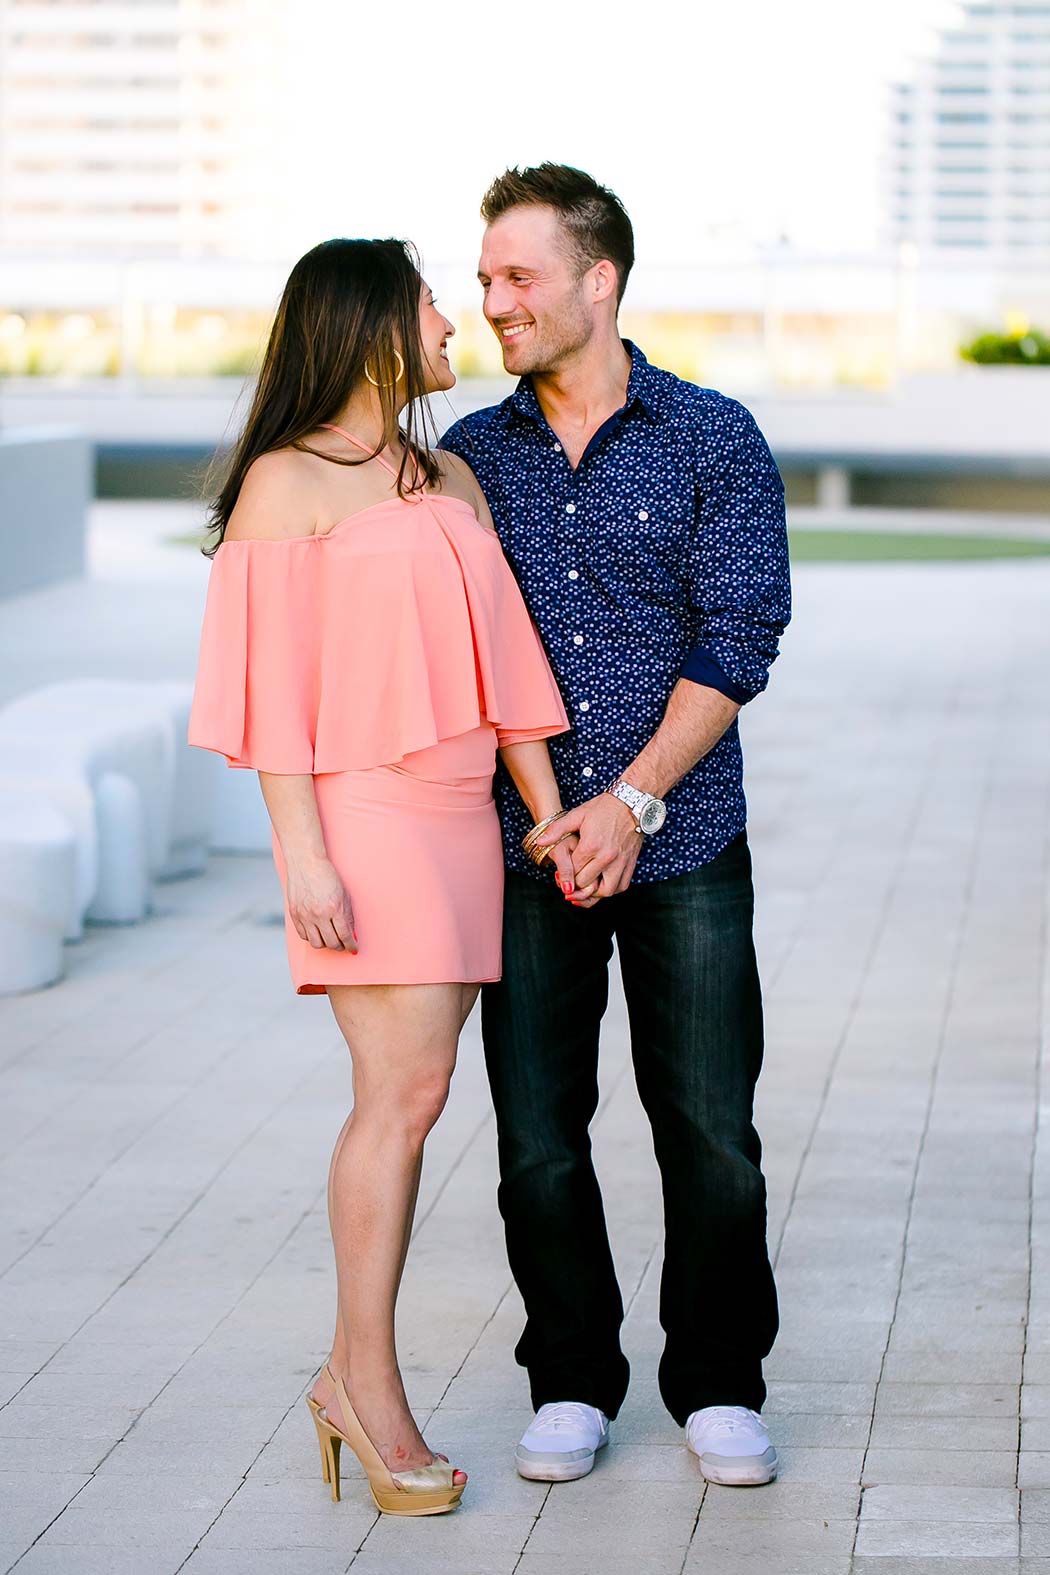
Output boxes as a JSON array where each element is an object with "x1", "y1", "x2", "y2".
[{"x1": 439, "y1": 342, "x2": 791, "y2": 884}]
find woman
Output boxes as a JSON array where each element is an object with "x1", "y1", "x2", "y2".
[{"x1": 188, "y1": 239, "x2": 583, "y2": 1516}]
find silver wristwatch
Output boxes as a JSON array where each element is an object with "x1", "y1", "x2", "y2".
[{"x1": 605, "y1": 777, "x2": 668, "y2": 835}]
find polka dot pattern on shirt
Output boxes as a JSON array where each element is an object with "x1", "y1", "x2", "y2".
[{"x1": 440, "y1": 343, "x2": 791, "y2": 884}]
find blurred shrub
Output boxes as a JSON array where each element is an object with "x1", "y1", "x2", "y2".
[{"x1": 960, "y1": 330, "x2": 1050, "y2": 366}]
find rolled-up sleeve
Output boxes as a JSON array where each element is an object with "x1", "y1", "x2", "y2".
[{"x1": 680, "y1": 399, "x2": 791, "y2": 703}]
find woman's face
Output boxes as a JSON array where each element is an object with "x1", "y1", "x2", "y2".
[{"x1": 418, "y1": 278, "x2": 456, "y2": 393}]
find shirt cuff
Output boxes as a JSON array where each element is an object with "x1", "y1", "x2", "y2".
[{"x1": 679, "y1": 647, "x2": 752, "y2": 705}]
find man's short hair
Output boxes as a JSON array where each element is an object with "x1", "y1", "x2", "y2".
[{"x1": 480, "y1": 163, "x2": 635, "y2": 307}]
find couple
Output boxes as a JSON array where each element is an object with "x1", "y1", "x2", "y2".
[{"x1": 189, "y1": 163, "x2": 791, "y2": 1517}]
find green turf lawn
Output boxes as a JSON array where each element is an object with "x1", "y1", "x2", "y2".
[
  {"x1": 788, "y1": 529, "x2": 1050, "y2": 562},
  {"x1": 172, "y1": 527, "x2": 1050, "y2": 562}
]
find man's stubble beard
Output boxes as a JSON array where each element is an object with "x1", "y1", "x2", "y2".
[{"x1": 504, "y1": 288, "x2": 593, "y2": 377}]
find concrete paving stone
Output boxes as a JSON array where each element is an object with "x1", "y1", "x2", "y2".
[
  {"x1": 763, "y1": 1413, "x2": 872, "y2": 1448},
  {"x1": 0, "y1": 1436, "x2": 111, "y2": 1475},
  {"x1": 860, "y1": 1484, "x2": 1019, "y2": 1521},
  {"x1": 682, "y1": 1515, "x2": 856, "y2": 1572},
  {"x1": 512, "y1": 1560, "x2": 653, "y2": 1575},
  {"x1": 362, "y1": 1510, "x2": 536, "y2": 1558},
  {"x1": 17, "y1": 1368, "x2": 165, "y2": 1410},
  {"x1": 122, "y1": 1402, "x2": 283, "y2": 1445},
  {"x1": 72, "y1": 1466, "x2": 248, "y2": 1513},
  {"x1": 765, "y1": 1347, "x2": 887, "y2": 1383},
  {"x1": 882, "y1": 1350, "x2": 1023, "y2": 1385},
  {"x1": 1025, "y1": 1490, "x2": 1050, "y2": 1522},
  {"x1": 352, "y1": 1558, "x2": 518, "y2": 1575},
  {"x1": 869, "y1": 1414, "x2": 1020, "y2": 1452},
  {"x1": 1027, "y1": 1359, "x2": 1050, "y2": 1386},
  {"x1": 774, "y1": 1447, "x2": 867, "y2": 1483},
  {"x1": 854, "y1": 1519, "x2": 1020, "y2": 1556},
  {"x1": 888, "y1": 1324, "x2": 1028, "y2": 1356},
  {"x1": 1025, "y1": 1390, "x2": 1050, "y2": 1418},
  {"x1": 0, "y1": 1504, "x2": 81, "y2": 1545},
  {"x1": 1023, "y1": 1522, "x2": 1050, "y2": 1556},
  {"x1": 851, "y1": 1562, "x2": 1024, "y2": 1575},
  {"x1": 1026, "y1": 1422, "x2": 1050, "y2": 1453},
  {"x1": 45, "y1": 1339, "x2": 190, "y2": 1376},
  {"x1": 874, "y1": 1383, "x2": 1019, "y2": 1418},
  {"x1": 183, "y1": 1553, "x2": 356, "y2": 1575},
  {"x1": 699, "y1": 1480, "x2": 859, "y2": 1519},
  {"x1": 31, "y1": 1504, "x2": 216, "y2": 1548},
  {"x1": 863, "y1": 1449, "x2": 1021, "y2": 1487},
  {"x1": 8, "y1": 1547, "x2": 194, "y2": 1575},
  {"x1": 766, "y1": 1381, "x2": 876, "y2": 1415},
  {"x1": 0, "y1": 1470, "x2": 92, "y2": 1510},
  {"x1": 198, "y1": 1503, "x2": 377, "y2": 1550}
]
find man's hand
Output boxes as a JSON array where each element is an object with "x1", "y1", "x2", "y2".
[{"x1": 537, "y1": 793, "x2": 642, "y2": 905}]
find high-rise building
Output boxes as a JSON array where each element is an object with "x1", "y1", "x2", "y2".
[
  {"x1": 888, "y1": 0, "x2": 1050, "y2": 257},
  {"x1": 0, "y1": 0, "x2": 291, "y2": 259}
]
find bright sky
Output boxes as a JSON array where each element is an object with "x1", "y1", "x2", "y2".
[{"x1": 284, "y1": 0, "x2": 962, "y2": 269}]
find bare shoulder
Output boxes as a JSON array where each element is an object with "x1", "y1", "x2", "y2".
[
  {"x1": 434, "y1": 448, "x2": 496, "y2": 531},
  {"x1": 224, "y1": 449, "x2": 320, "y2": 541}
]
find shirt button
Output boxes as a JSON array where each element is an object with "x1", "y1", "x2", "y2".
[
  {"x1": 568, "y1": 569, "x2": 579, "y2": 580},
  {"x1": 565, "y1": 502, "x2": 576, "y2": 514},
  {"x1": 554, "y1": 443, "x2": 562, "y2": 453},
  {"x1": 582, "y1": 766, "x2": 594, "y2": 779},
  {"x1": 573, "y1": 634, "x2": 584, "y2": 646},
  {"x1": 579, "y1": 700, "x2": 590, "y2": 712},
  {"x1": 638, "y1": 509, "x2": 649, "y2": 521}
]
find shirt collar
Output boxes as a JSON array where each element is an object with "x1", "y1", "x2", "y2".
[{"x1": 508, "y1": 340, "x2": 660, "y2": 429}]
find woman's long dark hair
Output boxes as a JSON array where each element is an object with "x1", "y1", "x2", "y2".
[{"x1": 204, "y1": 238, "x2": 440, "y2": 555}]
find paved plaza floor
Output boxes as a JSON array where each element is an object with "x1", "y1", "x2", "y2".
[{"x1": 1, "y1": 533, "x2": 1048, "y2": 1573}]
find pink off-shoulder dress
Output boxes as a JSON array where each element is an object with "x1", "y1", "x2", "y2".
[{"x1": 188, "y1": 427, "x2": 570, "y2": 993}]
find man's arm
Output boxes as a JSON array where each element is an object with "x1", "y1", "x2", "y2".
[{"x1": 539, "y1": 681, "x2": 740, "y2": 902}]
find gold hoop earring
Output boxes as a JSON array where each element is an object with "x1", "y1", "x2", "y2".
[{"x1": 364, "y1": 350, "x2": 405, "y2": 387}]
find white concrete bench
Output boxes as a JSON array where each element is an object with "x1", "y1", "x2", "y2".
[
  {"x1": 0, "y1": 787, "x2": 77, "y2": 994},
  {"x1": 0, "y1": 735, "x2": 150, "y2": 927},
  {"x1": 0, "y1": 685, "x2": 174, "y2": 875},
  {"x1": 8, "y1": 679, "x2": 221, "y2": 878}
]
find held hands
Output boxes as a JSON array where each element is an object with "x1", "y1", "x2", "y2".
[
  {"x1": 286, "y1": 855, "x2": 358, "y2": 952},
  {"x1": 537, "y1": 794, "x2": 643, "y2": 908}
]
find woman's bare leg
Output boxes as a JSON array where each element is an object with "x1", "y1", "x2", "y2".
[
  {"x1": 315, "y1": 984, "x2": 481, "y2": 1394},
  {"x1": 309, "y1": 980, "x2": 477, "y2": 1477}
]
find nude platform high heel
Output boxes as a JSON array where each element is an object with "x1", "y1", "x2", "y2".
[{"x1": 306, "y1": 1364, "x2": 465, "y2": 1515}]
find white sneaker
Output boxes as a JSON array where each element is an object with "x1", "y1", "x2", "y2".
[
  {"x1": 515, "y1": 1401, "x2": 610, "y2": 1482},
  {"x1": 685, "y1": 1405, "x2": 778, "y2": 1486}
]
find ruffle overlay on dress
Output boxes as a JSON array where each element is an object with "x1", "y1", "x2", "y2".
[{"x1": 188, "y1": 494, "x2": 570, "y2": 773}]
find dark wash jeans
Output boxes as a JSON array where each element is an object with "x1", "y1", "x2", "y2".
[{"x1": 481, "y1": 832, "x2": 779, "y2": 1426}]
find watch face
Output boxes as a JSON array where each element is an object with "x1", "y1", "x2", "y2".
[{"x1": 640, "y1": 799, "x2": 666, "y2": 834}]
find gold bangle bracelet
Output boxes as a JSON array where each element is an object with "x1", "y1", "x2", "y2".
[{"x1": 522, "y1": 809, "x2": 568, "y2": 865}]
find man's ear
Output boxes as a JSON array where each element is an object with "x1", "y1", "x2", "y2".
[{"x1": 591, "y1": 259, "x2": 619, "y2": 306}]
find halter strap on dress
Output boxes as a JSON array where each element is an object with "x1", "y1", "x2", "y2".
[{"x1": 321, "y1": 422, "x2": 416, "y2": 487}]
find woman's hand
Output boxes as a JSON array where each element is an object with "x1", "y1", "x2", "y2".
[
  {"x1": 285, "y1": 855, "x2": 358, "y2": 951},
  {"x1": 546, "y1": 834, "x2": 600, "y2": 907}
]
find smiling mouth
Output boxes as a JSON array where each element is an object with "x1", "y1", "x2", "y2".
[{"x1": 501, "y1": 322, "x2": 533, "y2": 341}]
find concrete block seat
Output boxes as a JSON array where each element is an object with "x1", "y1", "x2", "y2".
[
  {"x1": 0, "y1": 759, "x2": 98, "y2": 939},
  {"x1": 0, "y1": 787, "x2": 77, "y2": 994},
  {"x1": 3, "y1": 679, "x2": 221, "y2": 878},
  {"x1": 0, "y1": 696, "x2": 170, "y2": 925}
]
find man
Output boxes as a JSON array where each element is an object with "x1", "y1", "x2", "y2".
[{"x1": 440, "y1": 164, "x2": 790, "y2": 1489}]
